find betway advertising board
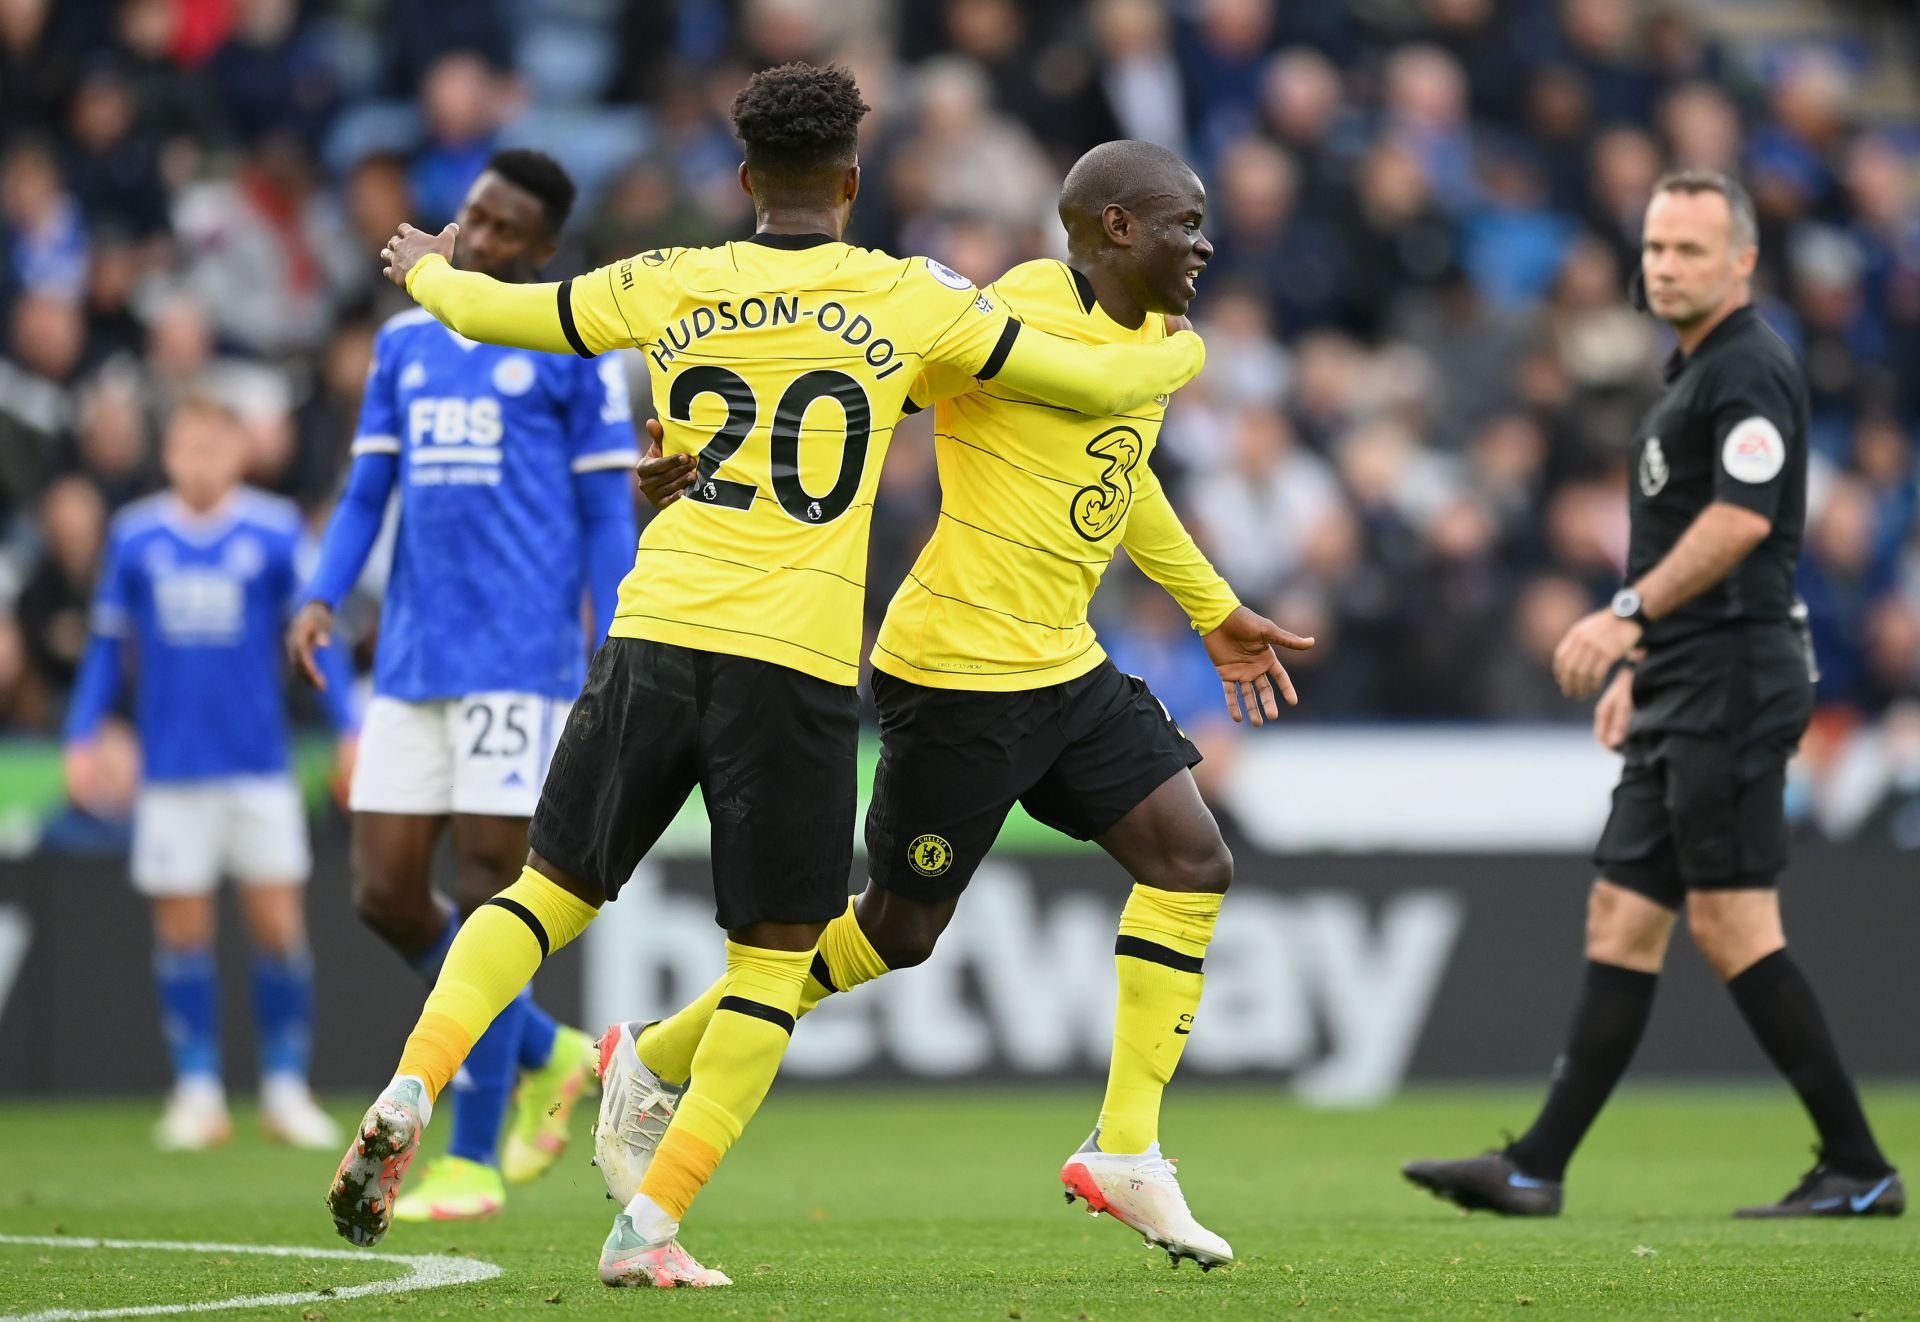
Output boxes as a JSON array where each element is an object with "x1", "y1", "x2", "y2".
[{"x1": 4, "y1": 842, "x2": 1913, "y2": 1100}]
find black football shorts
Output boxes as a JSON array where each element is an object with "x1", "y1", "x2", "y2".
[
  {"x1": 1594, "y1": 628, "x2": 1813, "y2": 907},
  {"x1": 865, "y1": 660, "x2": 1201, "y2": 903},
  {"x1": 530, "y1": 637, "x2": 857, "y2": 929}
]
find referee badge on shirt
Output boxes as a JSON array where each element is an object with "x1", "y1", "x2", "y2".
[
  {"x1": 908, "y1": 834, "x2": 953, "y2": 877},
  {"x1": 492, "y1": 354, "x2": 537, "y2": 396},
  {"x1": 1638, "y1": 436, "x2": 1669, "y2": 497}
]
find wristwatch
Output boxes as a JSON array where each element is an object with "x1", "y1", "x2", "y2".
[{"x1": 1610, "y1": 587, "x2": 1648, "y2": 630}]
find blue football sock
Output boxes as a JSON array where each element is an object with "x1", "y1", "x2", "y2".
[
  {"x1": 446, "y1": 991, "x2": 525, "y2": 1166},
  {"x1": 517, "y1": 992, "x2": 559, "y2": 1072},
  {"x1": 408, "y1": 912, "x2": 459, "y2": 984},
  {"x1": 154, "y1": 946, "x2": 220, "y2": 1085},
  {"x1": 249, "y1": 949, "x2": 314, "y2": 1082}
]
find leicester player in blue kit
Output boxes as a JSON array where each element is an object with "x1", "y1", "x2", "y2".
[
  {"x1": 288, "y1": 151, "x2": 638, "y2": 1222},
  {"x1": 65, "y1": 398, "x2": 358, "y2": 1151}
]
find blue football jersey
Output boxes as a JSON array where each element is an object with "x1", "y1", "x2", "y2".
[
  {"x1": 352, "y1": 308, "x2": 639, "y2": 701},
  {"x1": 92, "y1": 491, "x2": 310, "y2": 781}
]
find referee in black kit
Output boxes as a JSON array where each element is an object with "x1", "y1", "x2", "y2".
[{"x1": 1403, "y1": 169, "x2": 1902, "y2": 1218}]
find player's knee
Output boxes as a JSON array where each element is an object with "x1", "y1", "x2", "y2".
[
  {"x1": 1154, "y1": 836, "x2": 1232, "y2": 895},
  {"x1": 1584, "y1": 881, "x2": 1668, "y2": 965},
  {"x1": 1684, "y1": 901, "x2": 1769, "y2": 978},
  {"x1": 351, "y1": 870, "x2": 426, "y2": 946}
]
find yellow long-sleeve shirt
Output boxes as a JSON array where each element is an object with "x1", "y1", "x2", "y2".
[
  {"x1": 872, "y1": 259, "x2": 1239, "y2": 691},
  {"x1": 404, "y1": 244, "x2": 1207, "y2": 685}
]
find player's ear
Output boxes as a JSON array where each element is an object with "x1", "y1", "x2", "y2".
[
  {"x1": 843, "y1": 162, "x2": 861, "y2": 207},
  {"x1": 736, "y1": 161, "x2": 755, "y2": 203},
  {"x1": 1103, "y1": 203, "x2": 1133, "y2": 248}
]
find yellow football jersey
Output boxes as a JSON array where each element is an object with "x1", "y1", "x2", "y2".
[
  {"x1": 558, "y1": 236, "x2": 1015, "y2": 684},
  {"x1": 404, "y1": 239, "x2": 1208, "y2": 686},
  {"x1": 872, "y1": 259, "x2": 1240, "y2": 691}
]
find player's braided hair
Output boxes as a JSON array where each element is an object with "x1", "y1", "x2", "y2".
[
  {"x1": 731, "y1": 62, "x2": 870, "y2": 180},
  {"x1": 486, "y1": 148, "x2": 576, "y2": 234}
]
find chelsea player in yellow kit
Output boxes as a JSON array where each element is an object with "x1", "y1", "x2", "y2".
[
  {"x1": 611, "y1": 141, "x2": 1312, "y2": 1271},
  {"x1": 325, "y1": 66, "x2": 1209, "y2": 1288}
]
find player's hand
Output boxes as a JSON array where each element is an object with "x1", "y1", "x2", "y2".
[
  {"x1": 1552, "y1": 608, "x2": 1643, "y2": 700},
  {"x1": 62, "y1": 740, "x2": 100, "y2": 810},
  {"x1": 1593, "y1": 666, "x2": 1635, "y2": 751},
  {"x1": 381, "y1": 222, "x2": 457, "y2": 289},
  {"x1": 1202, "y1": 605, "x2": 1315, "y2": 726},
  {"x1": 287, "y1": 601, "x2": 336, "y2": 690},
  {"x1": 636, "y1": 418, "x2": 696, "y2": 511}
]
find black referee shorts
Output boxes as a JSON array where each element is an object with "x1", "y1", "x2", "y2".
[
  {"x1": 1593, "y1": 630, "x2": 1813, "y2": 908},
  {"x1": 865, "y1": 661, "x2": 1201, "y2": 903},
  {"x1": 530, "y1": 637, "x2": 858, "y2": 929}
]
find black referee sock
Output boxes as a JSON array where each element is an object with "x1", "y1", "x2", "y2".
[
  {"x1": 1726, "y1": 948, "x2": 1891, "y2": 1177},
  {"x1": 1505, "y1": 961, "x2": 1659, "y2": 1182}
]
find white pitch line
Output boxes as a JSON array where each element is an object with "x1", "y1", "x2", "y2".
[{"x1": 0, "y1": 1234, "x2": 501, "y2": 1321}]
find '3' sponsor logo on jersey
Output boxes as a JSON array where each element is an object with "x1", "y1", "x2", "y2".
[{"x1": 1070, "y1": 425, "x2": 1144, "y2": 542}]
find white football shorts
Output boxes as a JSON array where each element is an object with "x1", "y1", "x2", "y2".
[
  {"x1": 348, "y1": 692, "x2": 569, "y2": 819},
  {"x1": 131, "y1": 774, "x2": 312, "y2": 896}
]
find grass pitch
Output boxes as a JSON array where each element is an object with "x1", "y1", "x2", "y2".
[{"x1": 1, "y1": 1085, "x2": 1915, "y2": 1320}]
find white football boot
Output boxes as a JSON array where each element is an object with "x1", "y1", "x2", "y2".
[
  {"x1": 591, "y1": 1022, "x2": 681, "y2": 1204},
  {"x1": 598, "y1": 1195, "x2": 731, "y2": 1289},
  {"x1": 327, "y1": 1076, "x2": 430, "y2": 1247},
  {"x1": 153, "y1": 1078, "x2": 233, "y2": 1152},
  {"x1": 260, "y1": 1076, "x2": 342, "y2": 1150},
  {"x1": 1060, "y1": 1135, "x2": 1234, "y2": 1270}
]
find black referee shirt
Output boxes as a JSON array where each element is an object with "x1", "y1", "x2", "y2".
[{"x1": 1626, "y1": 304, "x2": 1809, "y2": 650}]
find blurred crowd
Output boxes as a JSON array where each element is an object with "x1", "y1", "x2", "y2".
[{"x1": 2, "y1": 0, "x2": 1918, "y2": 828}]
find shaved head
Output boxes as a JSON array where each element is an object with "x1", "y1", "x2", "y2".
[
  {"x1": 1054, "y1": 139, "x2": 1212, "y2": 322},
  {"x1": 1058, "y1": 139, "x2": 1201, "y2": 239}
]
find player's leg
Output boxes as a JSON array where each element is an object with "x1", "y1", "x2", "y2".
[
  {"x1": 330, "y1": 640, "x2": 697, "y2": 1247},
  {"x1": 1405, "y1": 746, "x2": 1679, "y2": 1215},
  {"x1": 605, "y1": 653, "x2": 856, "y2": 1288},
  {"x1": 1666, "y1": 740, "x2": 1902, "y2": 1217},
  {"x1": 627, "y1": 675, "x2": 1016, "y2": 1096},
  {"x1": 1024, "y1": 667, "x2": 1230, "y2": 1267},
  {"x1": 133, "y1": 784, "x2": 232, "y2": 1150},
  {"x1": 229, "y1": 775, "x2": 336, "y2": 1149},
  {"x1": 347, "y1": 697, "x2": 458, "y2": 970},
  {"x1": 447, "y1": 807, "x2": 598, "y2": 1189}
]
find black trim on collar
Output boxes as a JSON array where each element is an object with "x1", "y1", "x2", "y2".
[
  {"x1": 1665, "y1": 304, "x2": 1758, "y2": 382},
  {"x1": 1068, "y1": 265, "x2": 1098, "y2": 315},
  {"x1": 745, "y1": 231, "x2": 837, "y2": 249}
]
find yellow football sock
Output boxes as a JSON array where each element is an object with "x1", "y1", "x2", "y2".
[
  {"x1": 637, "y1": 940, "x2": 810, "y2": 1221},
  {"x1": 634, "y1": 980, "x2": 725, "y2": 1088},
  {"x1": 397, "y1": 867, "x2": 599, "y2": 1102},
  {"x1": 803, "y1": 897, "x2": 891, "y2": 1012},
  {"x1": 635, "y1": 898, "x2": 889, "y2": 1084},
  {"x1": 1096, "y1": 884, "x2": 1222, "y2": 1154}
]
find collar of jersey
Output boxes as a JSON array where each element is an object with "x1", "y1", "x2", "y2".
[
  {"x1": 744, "y1": 231, "x2": 838, "y2": 250},
  {"x1": 1664, "y1": 303, "x2": 1757, "y2": 382}
]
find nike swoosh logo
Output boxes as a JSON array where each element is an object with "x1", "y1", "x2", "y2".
[
  {"x1": 1851, "y1": 1177, "x2": 1894, "y2": 1212},
  {"x1": 1507, "y1": 1173, "x2": 1551, "y2": 1189}
]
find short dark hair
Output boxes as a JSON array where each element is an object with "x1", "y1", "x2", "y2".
[
  {"x1": 730, "y1": 62, "x2": 869, "y2": 192},
  {"x1": 486, "y1": 148, "x2": 576, "y2": 234},
  {"x1": 1652, "y1": 168, "x2": 1758, "y2": 250}
]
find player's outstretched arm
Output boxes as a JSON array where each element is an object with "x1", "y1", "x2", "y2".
[
  {"x1": 993, "y1": 324, "x2": 1206, "y2": 416},
  {"x1": 382, "y1": 223, "x2": 575, "y2": 355}
]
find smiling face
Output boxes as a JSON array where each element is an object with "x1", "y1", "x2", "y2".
[
  {"x1": 1119, "y1": 173, "x2": 1213, "y2": 315},
  {"x1": 1640, "y1": 186, "x2": 1755, "y2": 332}
]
